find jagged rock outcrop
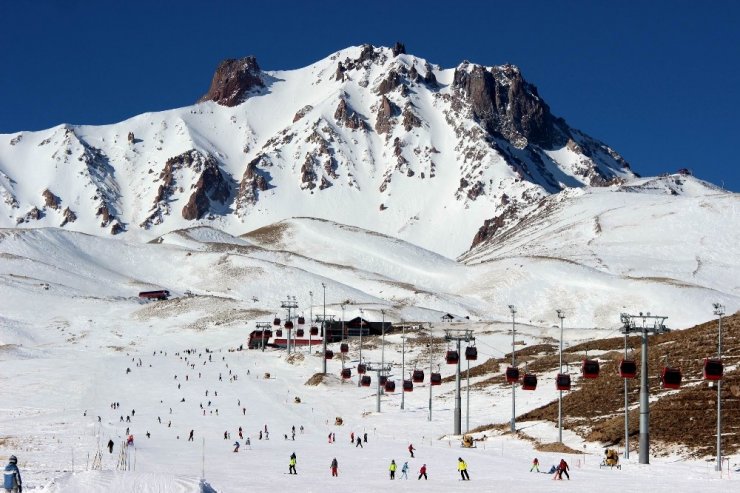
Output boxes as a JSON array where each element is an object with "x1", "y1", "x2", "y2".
[
  {"x1": 198, "y1": 56, "x2": 264, "y2": 107},
  {"x1": 293, "y1": 105, "x2": 313, "y2": 123},
  {"x1": 235, "y1": 155, "x2": 271, "y2": 216},
  {"x1": 375, "y1": 96, "x2": 398, "y2": 134},
  {"x1": 181, "y1": 155, "x2": 230, "y2": 221},
  {"x1": 60, "y1": 207, "x2": 77, "y2": 227},
  {"x1": 42, "y1": 189, "x2": 60, "y2": 210},
  {"x1": 401, "y1": 103, "x2": 422, "y2": 131},
  {"x1": 334, "y1": 98, "x2": 365, "y2": 130},
  {"x1": 300, "y1": 154, "x2": 318, "y2": 190},
  {"x1": 16, "y1": 206, "x2": 42, "y2": 224},
  {"x1": 376, "y1": 70, "x2": 401, "y2": 95},
  {"x1": 391, "y1": 42, "x2": 406, "y2": 57}
]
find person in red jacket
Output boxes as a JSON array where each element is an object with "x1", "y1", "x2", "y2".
[
  {"x1": 418, "y1": 463, "x2": 427, "y2": 480},
  {"x1": 408, "y1": 443, "x2": 415, "y2": 458},
  {"x1": 556, "y1": 458, "x2": 570, "y2": 480}
]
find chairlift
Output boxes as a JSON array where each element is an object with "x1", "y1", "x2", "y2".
[
  {"x1": 430, "y1": 372, "x2": 442, "y2": 386},
  {"x1": 296, "y1": 328, "x2": 304, "y2": 337},
  {"x1": 556, "y1": 373, "x2": 571, "y2": 391},
  {"x1": 385, "y1": 380, "x2": 396, "y2": 392},
  {"x1": 661, "y1": 367, "x2": 682, "y2": 389},
  {"x1": 582, "y1": 359, "x2": 600, "y2": 379},
  {"x1": 357, "y1": 363, "x2": 367, "y2": 374},
  {"x1": 360, "y1": 375, "x2": 371, "y2": 387},
  {"x1": 341, "y1": 368, "x2": 351, "y2": 379},
  {"x1": 412, "y1": 369, "x2": 424, "y2": 383},
  {"x1": 325, "y1": 350, "x2": 334, "y2": 360},
  {"x1": 273, "y1": 317, "x2": 281, "y2": 326},
  {"x1": 446, "y1": 350, "x2": 459, "y2": 364},
  {"x1": 297, "y1": 316, "x2": 305, "y2": 325},
  {"x1": 619, "y1": 359, "x2": 637, "y2": 379},
  {"x1": 403, "y1": 380, "x2": 414, "y2": 392},
  {"x1": 310, "y1": 326, "x2": 319, "y2": 336},
  {"x1": 340, "y1": 343, "x2": 349, "y2": 354},
  {"x1": 522, "y1": 373, "x2": 538, "y2": 391},
  {"x1": 505, "y1": 366, "x2": 520, "y2": 384},
  {"x1": 465, "y1": 346, "x2": 478, "y2": 361},
  {"x1": 703, "y1": 358, "x2": 723, "y2": 381}
]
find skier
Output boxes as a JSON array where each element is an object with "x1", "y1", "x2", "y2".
[
  {"x1": 556, "y1": 458, "x2": 570, "y2": 480},
  {"x1": 288, "y1": 453, "x2": 297, "y2": 475},
  {"x1": 530, "y1": 457, "x2": 540, "y2": 472},
  {"x1": 389, "y1": 459, "x2": 397, "y2": 479},
  {"x1": 458, "y1": 457, "x2": 470, "y2": 480},
  {"x1": 188, "y1": 430, "x2": 194, "y2": 442},
  {"x1": 400, "y1": 461, "x2": 409, "y2": 479},
  {"x1": 408, "y1": 443, "x2": 415, "y2": 458},
  {"x1": 350, "y1": 432, "x2": 354, "y2": 443},
  {"x1": 418, "y1": 463, "x2": 427, "y2": 480},
  {"x1": 233, "y1": 441, "x2": 240, "y2": 453},
  {"x1": 259, "y1": 431, "x2": 263, "y2": 440},
  {"x1": 3, "y1": 455, "x2": 22, "y2": 493},
  {"x1": 355, "y1": 436, "x2": 363, "y2": 448},
  {"x1": 328, "y1": 433, "x2": 333, "y2": 443},
  {"x1": 363, "y1": 432, "x2": 367, "y2": 443},
  {"x1": 330, "y1": 457, "x2": 339, "y2": 477},
  {"x1": 107, "y1": 439, "x2": 114, "y2": 454}
]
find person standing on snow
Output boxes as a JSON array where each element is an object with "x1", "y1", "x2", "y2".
[
  {"x1": 355, "y1": 436, "x2": 363, "y2": 448},
  {"x1": 418, "y1": 463, "x2": 427, "y2": 480},
  {"x1": 408, "y1": 443, "x2": 415, "y2": 458},
  {"x1": 530, "y1": 457, "x2": 540, "y2": 472},
  {"x1": 556, "y1": 458, "x2": 570, "y2": 480},
  {"x1": 457, "y1": 457, "x2": 470, "y2": 480},
  {"x1": 107, "y1": 439, "x2": 114, "y2": 454},
  {"x1": 233, "y1": 441, "x2": 240, "y2": 453},
  {"x1": 400, "y1": 461, "x2": 409, "y2": 479},
  {"x1": 330, "y1": 458, "x2": 338, "y2": 477},
  {"x1": 389, "y1": 459, "x2": 397, "y2": 479},
  {"x1": 3, "y1": 455, "x2": 22, "y2": 493},
  {"x1": 288, "y1": 453, "x2": 297, "y2": 475}
]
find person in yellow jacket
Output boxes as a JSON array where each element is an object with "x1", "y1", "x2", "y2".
[
  {"x1": 289, "y1": 452, "x2": 297, "y2": 474},
  {"x1": 458, "y1": 457, "x2": 470, "y2": 480},
  {"x1": 389, "y1": 459, "x2": 397, "y2": 479}
]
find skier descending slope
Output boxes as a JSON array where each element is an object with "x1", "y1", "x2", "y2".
[{"x1": 288, "y1": 452, "x2": 297, "y2": 475}]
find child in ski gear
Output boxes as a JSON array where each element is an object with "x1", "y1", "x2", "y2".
[
  {"x1": 389, "y1": 460, "x2": 397, "y2": 479},
  {"x1": 530, "y1": 457, "x2": 539, "y2": 472},
  {"x1": 418, "y1": 464, "x2": 427, "y2": 480},
  {"x1": 458, "y1": 457, "x2": 470, "y2": 480},
  {"x1": 400, "y1": 461, "x2": 409, "y2": 479},
  {"x1": 289, "y1": 453, "x2": 297, "y2": 474},
  {"x1": 4, "y1": 455, "x2": 22, "y2": 493},
  {"x1": 408, "y1": 443, "x2": 415, "y2": 457},
  {"x1": 330, "y1": 458, "x2": 338, "y2": 477}
]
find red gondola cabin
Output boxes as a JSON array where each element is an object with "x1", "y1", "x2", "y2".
[
  {"x1": 360, "y1": 375, "x2": 371, "y2": 387},
  {"x1": 273, "y1": 317, "x2": 281, "y2": 326},
  {"x1": 284, "y1": 321, "x2": 294, "y2": 330},
  {"x1": 357, "y1": 363, "x2": 367, "y2": 374},
  {"x1": 296, "y1": 329, "x2": 304, "y2": 337},
  {"x1": 325, "y1": 350, "x2": 334, "y2": 360},
  {"x1": 704, "y1": 358, "x2": 723, "y2": 381},
  {"x1": 522, "y1": 373, "x2": 537, "y2": 390},
  {"x1": 385, "y1": 380, "x2": 396, "y2": 392},
  {"x1": 412, "y1": 370, "x2": 424, "y2": 383},
  {"x1": 275, "y1": 329, "x2": 283, "y2": 337},
  {"x1": 556, "y1": 373, "x2": 571, "y2": 391},
  {"x1": 340, "y1": 343, "x2": 349, "y2": 353},
  {"x1": 465, "y1": 346, "x2": 478, "y2": 361},
  {"x1": 505, "y1": 367, "x2": 520, "y2": 384},
  {"x1": 310, "y1": 326, "x2": 319, "y2": 336},
  {"x1": 619, "y1": 359, "x2": 637, "y2": 379},
  {"x1": 661, "y1": 367, "x2": 682, "y2": 389},
  {"x1": 430, "y1": 373, "x2": 442, "y2": 386},
  {"x1": 446, "y1": 350, "x2": 459, "y2": 364},
  {"x1": 341, "y1": 368, "x2": 351, "y2": 379},
  {"x1": 403, "y1": 380, "x2": 413, "y2": 392},
  {"x1": 379, "y1": 375, "x2": 388, "y2": 386},
  {"x1": 582, "y1": 359, "x2": 600, "y2": 379},
  {"x1": 297, "y1": 316, "x2": 305, "y2": 325}
]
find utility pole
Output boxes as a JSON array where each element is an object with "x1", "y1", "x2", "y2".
[
  {"x1": 281, "y1": 296, "x2": 298, "y2": 355},
  {"x1": 509, "y1": 305, "x2": 517, "y2": 433},
  {"x1": 367, "y1": 362, "x2": 392, "y2": 412},
  {"x1": 623, "y1": 331, "x2": 630, "y2": 459},
  {"x1": 381, "y1": 310, "x2": 386, "y2": 396},
  {"x1": 358, "y1": 308, "x2": 364, "y2": 387},
  {"x1": 321, "y1": 283, "x2": 327, "y2": 374},
  {"x1": 401, "y1": 324, "x2": 406, "y2": 410},
  {"x1": 429, "y1": 325, "x2": 433, "y2": 422},
  {"x1": 256, "y1": 322, "x2": 271, "y2": 352},
  {"x1": 309, "y1": 291, "x2": 313, "y2": 353},
  {"x1": 445, "y1": 328, "x2": 474, "y2": 435},
  {"x1": 713, "y1": 303, "x2": 725, "y2": 472},
  {"x1": 557, "y1": 309, "x2": 565, "y2": 443},
  {"x1": 620, "y1": 312, "x2": 669, "y2": 465}
]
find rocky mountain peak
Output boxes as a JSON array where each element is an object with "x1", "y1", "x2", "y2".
[{"x1": 197, "y1": 56, "x2": 263, "y2": 107}]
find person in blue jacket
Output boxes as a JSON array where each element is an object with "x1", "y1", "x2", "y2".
[{"x1": 4, "y1": 455, "x2": 22, "y2": 493}]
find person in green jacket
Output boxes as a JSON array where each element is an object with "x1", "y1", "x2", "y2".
[
  {"x1": 289, "y1": 452, "x2": 297, "y2": 474},
  {"x1": 389, "y1": 459, "x2": 397, "y2": 479},
  {"x1": 458, "y1": 457, "x2": 470, "y2": 480}
]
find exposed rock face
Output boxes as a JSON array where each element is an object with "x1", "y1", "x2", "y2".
[
  {"x1": 401, "y1": 103, "x2": 422, "y2": 131},
  {"x1": 375, "y1": 96, "x2": 398, "y2": 134},
  {"x1": 42, "y1": 189, "x2": 60, "y2": 210},
  {"x1": 181, "y1": 154, "x2": 231, "y2": 220},
  {"x1": 60, "y1": 207, "x2": 77, "y2": 227},
  {"x1": 301, "y1": 154, "x2": 317, "y2": 190},
  {"x1": 392, "y1": 42, "x2": 406, "y2": 56},
  {"x1": 334, "y1": 98, "x2": 365, "y2": 130},
  {"x1": 452, "y1": 63, "x2": 558, "y2": 148},
  {"x1": 235, "y1": 154, "x2": 271, "y2": 216},
  {"x1": 376, "y1": 70, "x2": 401, "y2": 95},
  {"x1": 197, "y1": 56, "x2": 264, "y2": 107},
  {"x1": 293, "y1": 105, "x2": 313, "y2": 123}
]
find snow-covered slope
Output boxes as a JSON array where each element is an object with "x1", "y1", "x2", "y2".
[{"x1": 0, "y1": 44, "x2": 634, "y2": 258}]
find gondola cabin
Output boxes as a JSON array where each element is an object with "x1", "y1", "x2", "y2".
[
  {"x1": 340, "y1": 343, "x2": 349, "y2": 353},
  {"x1": 465, "y1": 346, "x2": 478, "y2": 361},
  {"x1": 704, "y1": 358, "x2": 723, "y2": 381},
  {"x1": 273, "y1": 317, "x2": 281, "y2": 326},
  {"x1": 284, "y1": 321, "x2": 294, "y2": 330},
  {"x1": 341, "y1": 368, "x2": 351, "y2": 379},
  {"x1": 310, "y1": 326, "x2": 319, "y2": 336},
  {"x1": 357, "y1": 363, "x2": 367, "y2": 374},
  {"x1": 385, "y1": 380, "x2": 396, "y2": 392},
  {"x1": 412, "y1": 370, "x2": 424, "y2": 383},
  {"x1": 360, "y1": 375, "x2": 371, "y2": 387},
  {"x1": 275, "y1": 329, "x2": 283, "y2": 337},
  {"x1": 619, "y1": 359, "x2": 637, "y2": 379},
  {"x1": 379, "y1": 375, "x2": 388, "y2": 386},
  {"x1": 430, "y1": 373, "x2": 442, "y2": 386},
  {"x1": 505, "y1": 366, "x2": 520, "y2": 383},
  {"x1": 325, "y1": 350, "x2": 334, "y2": 360},
  {"x1": 446, "y1": 350, "x2": 459, "y2": 364},
  {"x1": 556, "y1": 373, "x2": 571, "y2": 391},
  {"x1": 297, "y1": 316, "x2": 305, "y2": 325},
  {"x1": 403, "y1": 380, "x2": 414, "y2": 392},
  {"x1": 661, "y1": 367, "x2": 682, "y2": 389},
  {"x1": 582, "y1": 359, "x2": 600, "y2": 379},
  {"x1": 296, "y1": 328, "x2": 304, "y2": 337},
  {"x1": 522, "y1": 373, "x2": 538, "y2": 390}
]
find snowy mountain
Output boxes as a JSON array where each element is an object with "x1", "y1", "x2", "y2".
[{"x1": 0, "y1": 43, "x2": 634, "y2": 258}]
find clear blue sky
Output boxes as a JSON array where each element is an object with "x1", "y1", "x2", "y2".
[{"x1": 1, "y1": 0, "x2": 738, "y2": 190}]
